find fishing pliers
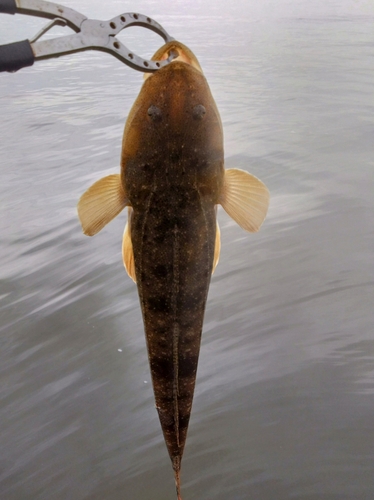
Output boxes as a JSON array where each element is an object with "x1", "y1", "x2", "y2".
[{"x1": 0, "y1": 0, "x2": 175, "y2": 73}]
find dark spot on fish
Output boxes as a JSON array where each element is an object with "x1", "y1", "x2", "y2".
[
  {"x1": 148, "y1": 295, "x2": 169, "y2": 313},
  {"x1": 154, "y1": 264, "x2": 168, "y2": 278},
  {"x1": 151, "y1": 356, "x2": 173, "y2": 379},
  {"x1": 176, "y1": 197, "x2": 189, "y2": 211},
  {"x1": 192, "y1": 104, "x2": 206, "y2": 120},
  {"x1": 169, "y1": 149, "x2": 181, "y2": 162},
  {"x1": 153, "y1": 333, "x2": 169, "y2": 350},
  {"x1": 179, "y1": 412, "x2": 191, "y2": 429},
  {"x1": 179, "y1": 355, "x2": 199, "y2": 379},
  {"x1": 148, "y1": 105, "x2": 162, "y2": 122}
]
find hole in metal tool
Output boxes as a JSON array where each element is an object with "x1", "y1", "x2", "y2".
[{"x1": 116, "y1": 27, "x2": 164, "y2": 61}]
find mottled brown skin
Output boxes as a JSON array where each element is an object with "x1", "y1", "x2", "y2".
[{"x1": 121, "y1": 45, "x2": 224, "y2": 475}]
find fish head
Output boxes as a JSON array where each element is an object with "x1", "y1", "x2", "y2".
[
  {"x1": 142, "y1": 40, "x2": 221, "y2": 131},
  {"x1": 122, "y1": 41, "x2": 224, "y2": 203}
]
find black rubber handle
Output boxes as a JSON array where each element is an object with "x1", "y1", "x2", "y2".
[
  {"x1": 0, "y1": 40, "x2": 35, "y2": 72},
  {"x1": 0, "y1": 0, "x2": 17, "y2": 14}
]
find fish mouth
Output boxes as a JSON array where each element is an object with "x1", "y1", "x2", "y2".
[{"x1": 144, "y1": 41, "x2": 203, "y2": 80}]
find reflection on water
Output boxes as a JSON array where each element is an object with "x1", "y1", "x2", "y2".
[{"x1": 1, "y1": 0, "x2": 374, "y2": 498}]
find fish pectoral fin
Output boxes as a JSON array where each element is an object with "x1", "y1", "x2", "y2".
[
  {"x1": 77, "y1": 174, "x2": 128, "y2": 236},
  {"x1": 122, "y1": 208, "x2": 136, "y2": 283},
  {"x1": 212, "y1": 221, "x2": 221, "y2": 274},
  {"x1": 220, "y1": 168, "x2": 270, "y2": 232}
]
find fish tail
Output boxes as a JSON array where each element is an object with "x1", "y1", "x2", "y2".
[{"x1": 173, "y1": 460, "x2": 182, "y2": 500}]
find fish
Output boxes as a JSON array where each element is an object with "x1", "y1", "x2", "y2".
[{"x1": 77, "y1": 40, "x2": 269, "y2": 499}]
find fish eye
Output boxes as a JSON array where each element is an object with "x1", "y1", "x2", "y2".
[
  {"x1": 192, "y1": 104, "x2": 206, "y2": 120},
  {"x1": 147, "y1": 105, "x2": 162, "y2": 122}
]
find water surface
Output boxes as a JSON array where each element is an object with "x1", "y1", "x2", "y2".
[{"x1": 1, "y1": 0, "x2": 374, "y2": 498}]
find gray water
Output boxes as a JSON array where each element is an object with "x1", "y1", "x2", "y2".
[{"x1": 1, "y1": 0, "x2": 374, "y2": 498}]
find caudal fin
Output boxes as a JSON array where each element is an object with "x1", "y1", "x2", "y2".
[{"x1": 174, "y1": 468, "x2": 183, "y2": 500}]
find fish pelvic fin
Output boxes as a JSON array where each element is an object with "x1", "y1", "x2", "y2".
[
  {"x1": 212, "y1": 221, "x2": 221, "y2": 274},
  {"x1": 77, "y1": 174, "x2": 128, "y2": 236},
  {"x1": 122, "y1": 207, "x2": 136, "y2": 283},
  {"x1": 220, "y1": 168, "x2": 270, "y2": 232}
]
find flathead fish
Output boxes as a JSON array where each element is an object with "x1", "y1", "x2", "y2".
[{"x1": 77, "y1": 41, "x2": 269, "y2": 499}]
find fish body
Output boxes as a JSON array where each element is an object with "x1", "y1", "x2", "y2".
[
  {"x1": 77, "y1": 41, "x2": 269, "y2": 499},
  {"x1": 123, "y1": 54, "x2": 224, "y2": 474}
]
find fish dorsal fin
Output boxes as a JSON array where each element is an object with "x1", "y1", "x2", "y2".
[
  {"x1": 122, "y1": 208, "x2": 136, "y2": 283},
  {"x1": 77, "y1": 174, "x2": 128, "y2": 236},
  {"x1": 220, "y1": 168, "x2": 270, "y2": 232},
  {"x1": 212, "y1": 221, "x2": 221, "y2": 274}
]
